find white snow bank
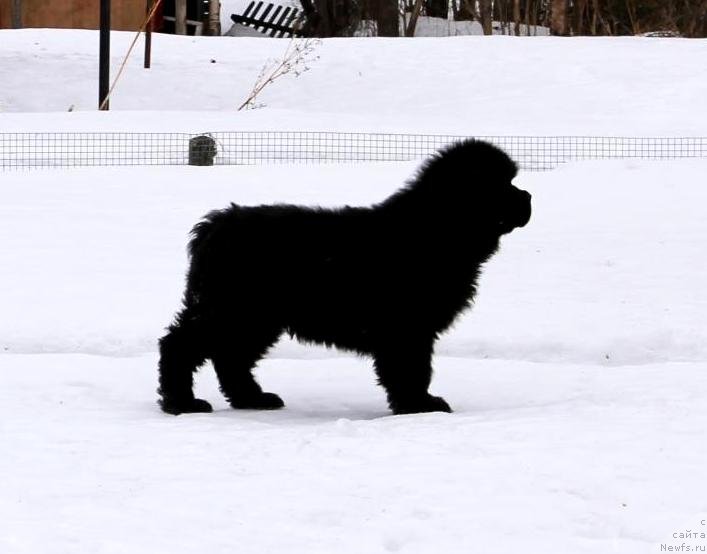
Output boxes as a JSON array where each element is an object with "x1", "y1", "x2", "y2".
[{"x1": 1, "y1": 29, "x2": 706, "y2": 135}]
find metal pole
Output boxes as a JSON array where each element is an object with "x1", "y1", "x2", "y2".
[
  {"x1": 99, "y1": 0, "x2": 111, "y2": 110},
  {"x1": 144, "y1": 0, "x2": 153, "y2": 68}
]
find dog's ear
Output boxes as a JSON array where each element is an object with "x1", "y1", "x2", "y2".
[
  {"x1": 509, "y1": 160, "x2": 519, "y2": 181},
  {"x1": 451, "y1": 140, "x2": 518, "y2": 183}
]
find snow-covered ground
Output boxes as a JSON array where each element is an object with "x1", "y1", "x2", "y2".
[
  {"x1": 2, "y1": 30, "x2": 707, "y2": 135},
  {"x1": 1, "y1": 160, "x2": 706, "y2": 364},
  {"x1": 3, "y1": 353, "x2": 705, "y2": 554},
  {"x1": 2, "y1": 158, "x2": 707, "y2": 554},
  {"x1": 1, "y1": 29, "x2": 707, "y2": 554}
]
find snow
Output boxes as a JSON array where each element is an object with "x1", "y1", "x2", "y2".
[
  {"x1": 1, "y1": 160, "x2": 706, "y2": 364},
  {"x1": 3, "y1": 353, "x2": 706, "y2": 554},
  {"x1": 1, "y1": 28, "x2": 707, "y2": 554},
  {"x1": 1, "y1": 30, "x2": 707, "y2": 135},
  {"x1": 409, "y1": 16, "x2": 550, "y2": 37},
  {"x1": 2, "y1": 157, "x2": 707, "y2": 553}
]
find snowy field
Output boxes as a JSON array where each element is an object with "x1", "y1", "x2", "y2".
[
  {"x1": 1, "y1": 29, "x2": 707, "y2": 554},
  {"x1": 2, "y1": 30, "x2": 707, "y2": 135}
]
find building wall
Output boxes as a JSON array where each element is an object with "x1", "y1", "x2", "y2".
[{"x1": 0, "y1": 0, "x2": 146, "y2": 31}]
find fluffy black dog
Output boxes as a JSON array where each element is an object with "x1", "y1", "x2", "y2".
[{"x1": 158, "y1": 140, "x2": 531, "y2": 415}]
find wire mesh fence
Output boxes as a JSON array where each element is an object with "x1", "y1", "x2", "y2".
[{"x1": 1, "y1": 131, "x2": 706, "y2": 171}]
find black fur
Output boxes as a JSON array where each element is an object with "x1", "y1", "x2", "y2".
[{"x1": 158, "y1": 140, "x2": 531, "y2": 415}]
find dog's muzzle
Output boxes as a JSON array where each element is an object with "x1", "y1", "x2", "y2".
[
  {"x1": 498, "y1": 189, "x2": 531, "y2": 234},
  {"x1": 516, "y1": 189, "x2": 532, "y2": 228}
]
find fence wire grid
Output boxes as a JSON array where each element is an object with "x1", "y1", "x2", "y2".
[{"x1": 1, "y1": 132, "x2": 706, "y2": 171}]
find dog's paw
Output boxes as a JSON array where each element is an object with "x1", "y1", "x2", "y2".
[
  {"x1": 391, "y1": 394, "x2": 452, "y2": 415},
  {"x1": 160, "y1": 397, "x2": 213, "y2": 415},
  {"x1": 231, "y1": 392, "x2": 285, "y2": 410}
]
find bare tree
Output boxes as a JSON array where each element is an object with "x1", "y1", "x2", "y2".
[
  {"x1": 480, "y1": 0, "x2": 493, "y2": 34},
  {"x1": 550, "y1": 0, "x2": 569, "y2": 35},
  {"x1": 624, "y1": 0, "x2": 641, "y2": 34},
  {"x1": 377, "y1": 0, "x2": 400, "y2": 35},
  {"x1": 320, "y1": 0, "x2": 707, "y2": 38},
  {"x1": 572, "y1": 0, "x2": 587, "y2": 34},
  {"x1": 299, "y1": 0, "x2": 363, "y2": 36},
  {"x1": 405, "y1": 0, "x2": 425, "y2": 36},
  {"x1": 513, "y1": 0, "x2": 522, "y2": 35}
]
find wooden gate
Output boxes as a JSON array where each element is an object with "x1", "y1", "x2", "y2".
[{"x1": 230, "y1": 1, "x2": 307, "y2": 38}]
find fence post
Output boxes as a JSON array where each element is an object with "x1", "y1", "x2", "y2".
[
  {"x1": 209, "y1": 0, "x2": 221, "y2": 35},
  {"x1": 189, "y1": 135, "x2": 217, "y2": 166},
  {"x1": 144, "y1": 0, "x2": 153, "y2": 68},
  {"x1": 99, "y1": 0, "x2": 111, "y2": 110},
  {"x1": 175, "y1": 0, "x2": 187, "y2": 34}
]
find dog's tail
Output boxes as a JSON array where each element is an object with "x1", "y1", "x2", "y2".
[
  {"x1": 187, "y1": 204, "x2": 236, "y2": 259},
  {"x1": 188, "y1": 219, "x2": 214, "y2": 259},
  {"x1": 183, "y1": 205, "x2": 238, "y2": 306}
]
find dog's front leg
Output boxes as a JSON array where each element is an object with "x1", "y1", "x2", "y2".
[{"x1": 372, "y1": 339, "x2": 452, "y2": 415}]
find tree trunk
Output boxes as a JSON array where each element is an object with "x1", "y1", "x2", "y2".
[
  {"x1": 624, "y1": 0, "x2": 640, "y2": 35},
  {"x1": 480, "y1": 0, "x2": 492, "y2": 35},
  {"x1": 513, "y1": 0, "x2": 521, "y2": 35},
  {"x1": 460, "y1": 0, "x2": 479, "y2": 21},
  {"x1": 573, "y1": 0, "x2": 586, "y2": 35},
  {"x1": 524, "y1": 0, "x2": 532, "y2": 35},
  {"x1": 493, "y1": 0, "x2": 504, "y2": 33},
  {"x1": 405, "y1": 0, "x2": 424, "y2": 36},
  {"x1": 550, "y1": 0, "x2": 569, "y2": 35},
  {"x1": 316, "y1": 0, "x2": 332, "y2": 36},
  {"x1": 377, "y1": 0, "x2": 399, "y2": 36}
]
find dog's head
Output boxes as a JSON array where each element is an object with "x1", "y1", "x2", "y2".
[
  {"x1": 406, "y1": 140, "x2": 532, "y2": 236},
  {"x1": 474, "y1": 149, "x2": 531, "y2": 236}
]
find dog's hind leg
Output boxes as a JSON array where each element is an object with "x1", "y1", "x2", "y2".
[
  {"x1": 373, "y1": 339, "x2": 452, "y2": 415},
  {"x1": 157, "y1": 308, "x2": 213, "y2": 415},
  {"x1": 211, "y1": 327, "x2": 284, "y2": 410}
]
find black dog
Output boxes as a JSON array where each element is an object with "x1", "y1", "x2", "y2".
[{"x1": 158, "y1": 140, "x2": 531, "y2": 415}]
